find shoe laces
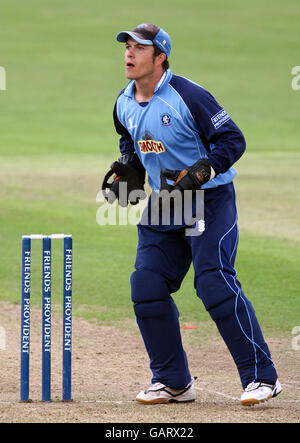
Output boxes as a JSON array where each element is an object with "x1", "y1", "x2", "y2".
[
  {"x1": 245, "y1": 381, "x2": 272, "y2": 392},
  {"x1": 145, "y1": 382, "x2": 166, "y2": 393},
  {"x1": 245, "y1": 382, "x2": 259, "y2": 391}
]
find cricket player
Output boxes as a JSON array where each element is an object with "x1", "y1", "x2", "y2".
[{"x1": 103, "y1": 23, "x2": 281, "y2": 406}]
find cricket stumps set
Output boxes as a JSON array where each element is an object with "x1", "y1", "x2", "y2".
[{"x1": 20, "y1": 234, "x2": 73, "y2": 402}]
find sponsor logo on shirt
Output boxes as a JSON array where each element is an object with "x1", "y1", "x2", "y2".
[
  {"x1": 138, "y1": 139, "x2": 166, "y2": 154},
  {"x1": 211, "y1": 108, "x2": 231, "y2": 130}
]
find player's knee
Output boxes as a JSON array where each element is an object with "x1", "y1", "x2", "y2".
[
  {"x1": 130, "y1": 269, "x2": 175, "y2": 319},
  {"x1": 130, "y1": 269, "x2": 169, "y2": 303}
]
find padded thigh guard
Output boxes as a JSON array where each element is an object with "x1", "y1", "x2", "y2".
[{"x1": 131, "y1": 269, "x2": 178, "y2": 319}]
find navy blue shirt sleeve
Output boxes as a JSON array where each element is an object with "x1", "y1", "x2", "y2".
[
  {"x1": 113, "y1": 94, "x2": 135, "y2": 156},
  {"x1": 170, "y1": 75, "x2": 246, "y2": 174}
]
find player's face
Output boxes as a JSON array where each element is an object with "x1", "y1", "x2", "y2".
[{"x1": 124, "y1": 38, "x2": 156, "y2": 81}]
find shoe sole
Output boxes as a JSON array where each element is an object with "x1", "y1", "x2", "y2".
[
  {"x1": 241, "y1": 388, "x2": 282, "y2": 407},
  {"x1": 136, "y1": 398, "x2": 196, "y2": 405}
]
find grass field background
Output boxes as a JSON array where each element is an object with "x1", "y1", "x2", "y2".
[{"x1": 0, "y1": 0, "x2": 299, "y2": 335}]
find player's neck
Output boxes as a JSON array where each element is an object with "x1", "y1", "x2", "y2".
[{"x1": 134, "y1": 69, "x2": 165, "y2": 103}]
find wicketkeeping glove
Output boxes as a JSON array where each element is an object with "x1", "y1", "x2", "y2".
[
  {"x1": 160, "y1": 159, "x2": 215, "y2": 193},
  {"x1": 102, "y1": 155, "x2": 146, "y2": 207}
]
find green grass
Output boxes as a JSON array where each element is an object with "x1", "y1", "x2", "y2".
[{"x1": 0, "y1": 0, "x2": 299, "y2": 335}]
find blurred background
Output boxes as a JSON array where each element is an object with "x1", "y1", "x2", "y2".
[{"x1": 0, "y1": 0, "x2": 299, "y2": 332}]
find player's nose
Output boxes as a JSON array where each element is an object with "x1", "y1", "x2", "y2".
[{"x1": 126, "y1": 46, "x2": 135, "y2": 57}]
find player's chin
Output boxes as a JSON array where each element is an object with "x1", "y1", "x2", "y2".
[
  {"x1": 125, "y1": 69, "x2": 136, "y2": 79},
  {"x1": 126, "y1": 64, "x2": 139, "y2": 77}
]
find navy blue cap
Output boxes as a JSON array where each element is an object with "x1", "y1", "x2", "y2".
[{"x1": 116, "y1": 23, "x2": 171, "y2": 58}]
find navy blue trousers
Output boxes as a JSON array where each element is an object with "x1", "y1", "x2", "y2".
[{"x1": 131, "y1": 183, "x2": 278, "y2": 389}]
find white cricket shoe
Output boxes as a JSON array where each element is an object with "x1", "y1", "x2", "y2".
[
  {"x1": 136, "y1": 378, "x2": 196, "y2": 404},
  {"x1": 241, "y1": 379, "x2": 282, "y2": 406}
]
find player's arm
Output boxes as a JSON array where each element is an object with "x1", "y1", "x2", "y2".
[
  {"x1": 102, "y1": 101, "x2": 146, "y2": 206},
  {"x1": 189, "y1": 86, "x2": 246, "y2": 175},
  {"x1": 160, "y1": 77, "x2": 246, "y2": 191}
]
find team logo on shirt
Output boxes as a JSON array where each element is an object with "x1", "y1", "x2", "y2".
[
  {"x1": 161, "y1": 113, "x2": 172, "y2": 126},
  {"x1": 137, "y1": 131, "x2": 166, "y2": 154}
]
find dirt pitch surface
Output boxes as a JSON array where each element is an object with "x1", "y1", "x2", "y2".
[{"x1": 0, "y1": 301, "x2": 299, "y2": 423}]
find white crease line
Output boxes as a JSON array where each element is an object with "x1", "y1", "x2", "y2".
[
  {"x1": 282, "y1": 383, "x2": 300, "y2": 390},
  {"x1": 195, "y1": 386, "x2": 238, "y2": 401},
  {"x1": 1, "y1": 397, "x2": 299, "y2": 405},
  {"x1": 1, "y1": 382, "x2": 299, "y2": 405},
  {"x1": 279, "y1": 400, "x2": 300, "y2": 403},
  {"x1": 0, "y1": 400, "x2": 133, "y2": 405},
  {"x1": 80, "y1": 400, "x2": 133, "y2": 404}
]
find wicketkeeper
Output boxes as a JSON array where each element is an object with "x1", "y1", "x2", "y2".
[{"x1": 103, "y1": 23, "x2": 281, "y2": 406}]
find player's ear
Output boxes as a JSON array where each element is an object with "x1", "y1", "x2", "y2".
[{"x1": 155, "y1": 52, "x2": 166, "y2": 67}]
